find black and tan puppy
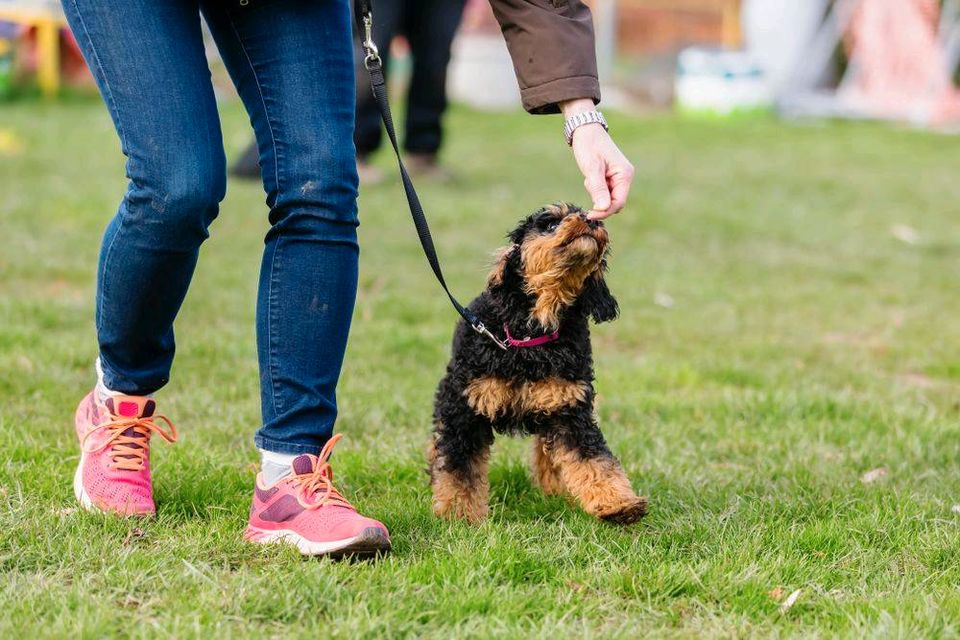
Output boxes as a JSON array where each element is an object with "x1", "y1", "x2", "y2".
[{"x1": 428, "y1": 203, "x2": 647, "y2": 525}]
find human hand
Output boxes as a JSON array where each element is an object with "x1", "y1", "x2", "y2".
[{"x1": 561, "y1": 99, "x2": 635, "y2": 220}]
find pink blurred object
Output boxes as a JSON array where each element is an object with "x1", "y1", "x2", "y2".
[
  {"x1": 461, "y1": 0, "x2": 499, "y2": 33},
  {"x1": 841, "y1": 0, "x2": 960, "y2": 124}
]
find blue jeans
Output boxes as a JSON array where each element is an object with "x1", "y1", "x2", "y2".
[{"x1": 63, "y1": 0, "x2": 360, "y2": 454}]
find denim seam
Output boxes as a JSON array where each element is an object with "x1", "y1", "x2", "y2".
[
  {"x1": 224, "y1": 10, "x2": 282, "y2": 199},
  {"x1": 68, "y1": 0, "x2": 130, "y2": 154},
  {"x1": 267, "y1": 236, "x2": 284, "y2": 419},
  {"x1": 69, "y1": 0, "x2": 128, "y2": 347},
  {"x1": 223, "y1": 9, "x2": 286, "y2": 423},
  {"x1": 96, "y1": 202, "x2": 126, "y2": 339}
]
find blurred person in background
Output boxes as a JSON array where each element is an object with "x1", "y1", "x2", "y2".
[
  {"x1": 232, "y1": 0, "x2": 466, "y2": 182},
  {"x1": 63, "y1": 0, "x2": 633, "y2": 559},
  {"x1": 353, "y1": 0, "x2": 466, "y2": 184}
]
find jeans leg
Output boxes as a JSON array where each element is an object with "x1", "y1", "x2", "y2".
[
  {"x1": 353, "y1": 0, "x2": 405, "y2": 157},
  {"x1": 202, "y1": 0, "x2": 361, "y2": 455},
  {"x1": 404, "y1": 0, "x2": 466, "y2": 154},
  {"x1": 61, "y1": 0, "x2": 226, "y2": 394}
]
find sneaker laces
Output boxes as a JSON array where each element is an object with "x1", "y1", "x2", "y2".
[
  {"x1": 82, "y1": 412, "x2": 178, "y2": 472},
  {"x1": 293, "y1": 433, "x2": 354, "y2": 509}
]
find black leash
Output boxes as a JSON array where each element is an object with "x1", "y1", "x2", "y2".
[{"x1": 354, "y1": 0, "x2": 507, "y2": 349}]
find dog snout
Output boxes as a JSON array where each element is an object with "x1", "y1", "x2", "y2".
[
  {"x1": 585, "y1": 218, "x2": 605, "y2": 233},
  {"x1": 574, "y1": 210, "x2": 600, "y2": 229}
]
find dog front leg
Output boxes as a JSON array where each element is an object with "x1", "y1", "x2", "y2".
[
  {"x1": 546, "y1": 410, "x2": 647, "y2": 525},
  {"x1": 428, "y1": 404, "x2": 494, "y2": 524}
]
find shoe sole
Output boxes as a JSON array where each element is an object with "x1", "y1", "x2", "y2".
[
  {"x1": 73, "y1": 451, "x2": 95, "y2": 511},
  {"x1": 244, "y1": 525, "x2": 392, "y2": 559}
]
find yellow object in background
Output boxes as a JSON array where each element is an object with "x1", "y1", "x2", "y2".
[
  {"x1": 0, "y1": 128, "x2": 25, "y2": 156},
  {"x1": 0, "y1": 6, "x2": 65, "y2": 98}
]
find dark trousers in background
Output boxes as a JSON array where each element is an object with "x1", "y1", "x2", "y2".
[{"x1": 355, "y1": 0, "x2": 467, "y2": 157}]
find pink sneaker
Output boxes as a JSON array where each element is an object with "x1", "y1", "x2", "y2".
[
  {"x1": 73, "y1": 391, "x2": 178, "y2": 516},
  {"x1": 245, "y1": 434, "x2": 391, "y2": 558}
]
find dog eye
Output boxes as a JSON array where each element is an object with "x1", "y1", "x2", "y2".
[{"x1": 546, "y1": 220, "x2": 560, "y2": 232}]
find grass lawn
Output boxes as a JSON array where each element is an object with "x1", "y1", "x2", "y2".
[{"x1": 2, "y1": 99, "x2": 960, "y2": 638}]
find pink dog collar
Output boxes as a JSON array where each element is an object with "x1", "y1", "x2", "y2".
[{"x1": 503, "y1": 324, "x2": 560, "y2": 348}]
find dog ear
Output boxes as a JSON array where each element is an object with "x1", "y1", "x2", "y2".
[
  {"x1": 487, "y1": 245, "x2": 518, "y2": 288},
  {"x1": 581, "y1": 270, "x2": 619, "y2": 323},
  {"x1": 508, "y1": 225, "x2": 527, "y2": 245}
]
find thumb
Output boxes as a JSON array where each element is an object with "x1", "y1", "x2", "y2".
[{"x1": 585, "y1": 165, "x2": 611, "y2": 212}]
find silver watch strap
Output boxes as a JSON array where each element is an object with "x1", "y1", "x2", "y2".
[{"x1": 563, "y1": 110, "x2": 608, "y2": 145}]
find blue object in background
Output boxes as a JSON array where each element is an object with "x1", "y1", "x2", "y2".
[{"x1": 0, "y1": 21, "x2": 18, "y2": 98}]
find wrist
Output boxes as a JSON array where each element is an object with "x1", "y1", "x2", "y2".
[
  {"x1": 569, "y1": 122, "x2": 605, "y2": 144},
  {"x1": 559, "y1": 98, "x2": 596, "y2": 118}
]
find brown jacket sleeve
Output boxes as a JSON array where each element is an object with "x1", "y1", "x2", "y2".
[{"x1": 487, "y1": 0, "x2": 600, "y2": 114}]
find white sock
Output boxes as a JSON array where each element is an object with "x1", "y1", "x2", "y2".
[
  {"x1": 95, "y1": 358, "x2": 125, "y2": 403},
  {"x1": 95, "y1": 358, "x2": 152, "y2": 403},
  {"x1": 260, "y1": 449, "x2": 297, "y2": 485}
]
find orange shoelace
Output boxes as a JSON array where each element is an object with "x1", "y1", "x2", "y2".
[
  {"x1": 82, "y1": 413, "x2": 178, "y2": 471},
  {"x1": 292, "y1": 433, "x2": 354, "y2": 509}
]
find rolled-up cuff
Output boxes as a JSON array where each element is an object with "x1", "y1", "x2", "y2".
[
  {"x1": 520, "y1": 75, "x2": 601, "y2": 114},
  {"x1": 255, "y1": 433, "x2": 327, "y2": 456}
]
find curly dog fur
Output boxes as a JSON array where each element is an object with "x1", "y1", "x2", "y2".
[{"x1": 429, "y1": 203, "x2": 647, "y2": 525}]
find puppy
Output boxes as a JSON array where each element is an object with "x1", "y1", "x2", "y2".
[{"x1": 428, "y1": 203, "x2": 647, "y2": 525}]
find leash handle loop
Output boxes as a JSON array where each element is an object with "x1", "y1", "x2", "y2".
[{"x1": 355, "y1": 0, "x2": 503, "y2": 348}]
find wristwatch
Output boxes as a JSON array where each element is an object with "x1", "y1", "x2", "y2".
[{"x1": 563, "y1": 110, "x2": 608, "y2": 146}]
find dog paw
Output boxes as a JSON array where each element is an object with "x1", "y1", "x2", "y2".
[
  {"x1": 432, "y1": 497, "x2": 488, "y2": 524},
  {"x1": 599, "y1": 496, "x2": 648, "y2": 525},
  {"x1": 431, "y1": 470, "x2": 489, "y2": 524},
  {"x1": 537, "y1": 483, "x2": 566, "y2": 497},
  {"x1": 530, "y1": 470, "x2": 566, "y2": 497}
]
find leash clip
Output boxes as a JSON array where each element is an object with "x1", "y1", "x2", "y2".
[
  {"x1": 472, "y1": 321, "x2": 509, "y2": 351},
  {"x1": 361, "y1": 14, "x2": 381, "y2": 70}
]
